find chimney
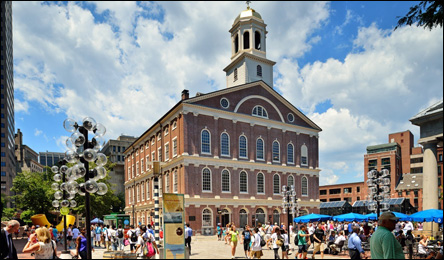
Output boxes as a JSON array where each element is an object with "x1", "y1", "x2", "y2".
[{"x1": 181, "y1": 89, "x2": 189, "y2": 100}]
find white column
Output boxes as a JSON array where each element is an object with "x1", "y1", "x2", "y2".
[{"x1": 421, "y1": 141, "x2": 439, "y2": 236}]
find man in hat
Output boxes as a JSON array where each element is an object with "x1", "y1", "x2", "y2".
[{"x1": 370, "y1": 212, "x2": 405, "y2": 259}]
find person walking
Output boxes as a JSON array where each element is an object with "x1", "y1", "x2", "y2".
[
  {"x1": 74, "y1": 228, "x2": 88, "y2": 259},
  {"x1": 67, "y1": 224, "x2": 74, "y2": 249},
  {"x1": 127, "y1": 225, "x2": 138, "y2": 253},
  {"x1": 370, "y1": 212, "x2": 405, "y2": 259},
  {"x1": 94, "y1": 224, "x2": 102, "y2": 248},
  {"x1": 22, "y1": 227, "x2": 57, "y2": 259},
  {"x1": 250, "y1": 227, "x2": 263, "y2": 259},
  {"x1": 72, "y1": 225, "x2": 80, "y2": 249},
  {"x1": 242, "y1": 225, "x2": 252, "y2": 258},
  {"x1": 295, "y1": 225, "x2": 310, "y2": 260},
  {"x1": 281, "y1": 228, "x2": 289, "y2": 259},
  {"x1": 348, "y1": 226, "x2": 366, "y2": 259},
  {"x1": 312, "y1": 223, "x2": 326, "y2": 259},
  {"x1": 1, "y1": 220, "x2": 20, "y2": 260},
  {"x1": 217, "y1": 224, "x2": 222, "y2": 241},
  {"x1": 185, "y1": 224, "x2": 193, "y2": 255},
  {"x1": 269, "y1": 227, "x2": 283, "y2": 259},
  {"x1": 228, "y1": 225, "x2": 240, "y2": 259},
  {"x1": 116, "y1": 225, "x2": 125, "y2": 251},
  {"x1": 135, "y1": 225, "x2": 159, "y2": 259}
]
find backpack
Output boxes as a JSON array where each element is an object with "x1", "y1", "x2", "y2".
[
  {"x1": 144, "y1": 234, "x2": 156, "y2": 258},
  {"x1": 260, "y1": 234, "x2": 266, "y2": 247},
  {"x1": 276, "y1": 235, "x2": 284, "y2": 247},
  {"x1": 295, "y1": 233, "x2": 300, "y2": 246},
  {"x1": 130, "y1": 230, "x2": 138, "y2": 242},
  {"x1": 117, "y1": 229, "x2": 124, "y2": 239}
]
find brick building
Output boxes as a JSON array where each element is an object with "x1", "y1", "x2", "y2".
[
  {"x1": 124, "y1": 7, "x2": 322, "y2": 233},
  {"x1": 319, "y1": 182, "x2": 366, "y2": 203}
]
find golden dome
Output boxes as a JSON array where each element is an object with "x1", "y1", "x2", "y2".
[{"x1": 233, "y1": 7, "x2": 263, "y2": 24}]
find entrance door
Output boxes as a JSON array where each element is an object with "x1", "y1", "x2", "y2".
[
  {"x1": 221, "y1": 209, "x2": 230, "y2": 227},
  {"x1": 272, "y1": 209, "x2": 280, "y2": 225},
  {"x1": 239, "y1": 209, "x2": 248, "y2": 228},
  {"x1": 255, "y1": 208, "x2": 265, "y2": 226}
]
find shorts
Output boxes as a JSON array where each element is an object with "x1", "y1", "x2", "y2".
[
  {"x1": 96, "y1": 234, "x2": 101, "y2": 241},
  {"x1": 298, "y1": 244, "x2": 307, "y2": 253},
  {"x1": 231, "y1": 240, "x2": 238, "y2": 247},
  {"x1": 281, "y1": 245, "x2": 289, "y2": 252},
  {"x1": 313, "y1": 242, "x2": 326, "y2": 252},
  {"x1": 250, "y1": 250, "x2": 263, "y2": 258},
  {"x1": 67, "y1": 236, "x2": 73, "y2": 241},
  {"x1": 243, "y1": 239, "x2": 250, "y2": 251}
]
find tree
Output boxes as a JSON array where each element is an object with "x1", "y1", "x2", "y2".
[{"x1": 395, "y1": 1, "x2": 443, "y2": 30}]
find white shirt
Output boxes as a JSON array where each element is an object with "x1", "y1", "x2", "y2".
[
  {"x1": 251, "y1": 233, "x2": 262, "y2": 251},
  {"x1": 405, "y1": 222, "x2": 414, "y2": 231},
  {"x1": 67, "y1": 228, "x2": 73, "y2": 236},
  {"x1": 308, "y1": 226, "x2": 315, "y2": 235},
  {"x1": 128, "y1": 229, "x2": 137, "y2": 244},
  {"x1": 3, "y1": 228, "x2": 11, "y2": 248},
  {"x1": 270, "y1": 233, "x2": 279, "y2": 249},
  {"x1": 334, "y1": 235, "x2": 346, "y2": 245},
  {"x1": 283, "y1": 234, "x2": 289, "y2": 246},
  {"x1": 137, "y1": 232, "x2": 155, "y2": 245},
  {"x1": 35, "y1": 241, "x2": 56, "y2": 259},
  {"x1": 72, "y1": 228, "x2": 80, "y2": 239}
]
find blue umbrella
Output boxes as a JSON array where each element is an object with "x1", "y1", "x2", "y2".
[
  {"x1": 294, "y1": 213, "x2": 332, "y2": 223},
  {"x1": 407, "y1": 209, "x2": 443, "y2": 223},
  {"x1": 365, "y1": 213, "x2": 377, "y2": 220},
  {"x1": 392, "y1": 212, "x2": 410, "y2": 221},
  {"x1": 333, "y1": 213, "x2": 368, "y2": 222},
  {"x1": 91, "y1": 218, "x2": 104, "y2": 224}
]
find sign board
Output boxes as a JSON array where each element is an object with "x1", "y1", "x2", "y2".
[{"x1": 163, "y1": 193, "x2": 186, "y2": 259}]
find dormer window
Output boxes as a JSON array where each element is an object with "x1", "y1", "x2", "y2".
[
  {"x1": 252, "y1": 105, "x2": 268, "y2": 118},
  {"x1": 257, "y1": 65, "x2": 262, "y2": 77}
]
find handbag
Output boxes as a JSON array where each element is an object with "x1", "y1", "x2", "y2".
[
  {"x1": 124, "y1": 239, "x2": 130, "y2": 246},
  {"x1": 51, "y1": 240, "x2": 61, "y2": 259},
  {"x1": 145, "y1": 241, "x2": 156, "y2": 257}
]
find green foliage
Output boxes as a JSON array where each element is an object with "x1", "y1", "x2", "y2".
[
  {"x1": 1, "y1": 208, "x2": 16, "y2": 221},
  {"x1": 20, "y1": 209, "x2": 36, "y2": 225},
  {"x1": 395, "y1": 1, "x2": 443, "y2": 30}
]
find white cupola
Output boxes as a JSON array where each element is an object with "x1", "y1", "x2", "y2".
[{"x1": 223, "y1": 4, "x2": 276, "y2": 88}]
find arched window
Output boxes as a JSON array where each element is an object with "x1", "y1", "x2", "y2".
[
  {"x1": 202, "y1": 208, "x2": 212, "y2": 226},
  {"x1": 256, "y1": 138, "x2": 264, "y2": 160},
  {"x1": 257, "y1": 65, "x2": 262, "y2": 77},
  {"x1": 234, "y1": 68, "x2": 238, "y2": 81},
  {"x1": 272, "y1": 141, "x2": 280, "y2": 162},
  {"x1": 202, "y1": 168, "x2": 211, "y2": 192},
  {"x1": 301, "y1": 144, "x2": 308, "y2": 166},
  {"x1": 173, "y1": 170, "x2": 178, "y2": 193},
  {"x1": 252, "y1": 105, "x2": 268, "y2": 118},
  {"x1": 146, "y1": 180, "x2": 150, "y2": 200},
  {"x1": 240, "y1": 171, "x2": 248, "y2": 193},
  {"x1": 221, "y1": 133, "x2": 230, "y2": 156},
  {"x1": 255, "y1": 208, "x2": 266, "y2": 225},
  {"x1": 243, "y1": 31, "x2": 250, "y2": 49},
  {"x1": 165, "y1": 173, "x2": 170, "y2": 193},
  {"x1": 234, "y1": 34, "x2": 239, "y2": 53},
  {"x1": 257, "y1": 172, "x2": 265, "y2": 194},
  {"x1": 273, "y1": 174, "x2": 280, "y2": 194},
  {"x1": 302, "y1": 176, "x2": 308, "y2": 196},
  {"x1": 221, "y1": 169, "x2": 230, "y2": 192},
  {"x1": 255, "y1": 31, "x2": 261, "y2": 50},
  {"x1": 287, "y1": 143, "x2": 294, "y2": 164},
  {"x1": 239, "y1": 135, "x2": 247, "y2": 158},
  {"x1": 288, "y1": 175, "x2": 294, "y2": 189},
  {"x1": 273, "y1": 209, "x2": 280, "y2": 225},
  {"x1": 201, "y1": 129, "x2": 211, "y2": 154}
]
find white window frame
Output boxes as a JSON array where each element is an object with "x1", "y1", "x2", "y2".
[
  {"x1": 220, "y1": 132, "x2": 230, "y2": 157},
  {"x1": 173, "y1": 170, "x2": 178, "y2": 193},
  {"x1": 128, "y1": 166, "x2": 131, "y2": 180},
  {"x1": 287, "y1": 143, "x2": 294, "y2": 164},
  {"x1": 137, "y1": 184, "x2": 140, "y2": 202},
  {"x1": 165, "y1": 142, "x2": 170, "y2": 161},
  {"x1": 164, "y1": 126, "x2": 169, "y2": 136},
  {"x1": 221, "y1": 169, "x2": 231, "y2": 193},
  {"x1": 158, "y1": 147, "x2": 162, "y2": 161},
  {"x1": 256, "y1": 138, "x2": 265, "y2": 161},
  {"x1": 141, "y1": 158, "x2": 144, "y2": 173},
  {"x1": 136, "y1": 162, "x2": 139, "y2": 176},
  {"x1": 202, "y1": 168, "x2": 212, "y2": 192},
  {"x1": 157, "y1": 133, "x2": 161, "y2": 141},
  {"x1": 301, "y1": 176, "x2": 308, "y2": 196},
  {"x1": 141, "y1": 181, "x2": 145, "y2": 201},
  {"x1": 146, "y1": 180, "x2": 150, "y2": 200},
  {"x1": 273, "y1": 174, "x2": 280, "y2": 195},
  {"x1": 272, "y1": 140, "x2": 280, "y2": 163},
  {"x1": 146, "y1": 155, "x2": 150, "y2": 171},
  {"x1": 165, "y1": 173, "x2": 170, "y2": 193},
  {"x1": 132, "y1": 164, "x2": 135, "y2": 178},
  {"x1": 252, "y1": 105, "x2": 268, "y2": 119},
  {"x1": 301, "y1": 144, "x2": 308, "y2": 166},
  {"x1": 172, "y1": 120, "x2": 177, "y2": 130},
  {"x1": 201, "y1": 129, "x2": 211, "y2": 155},
  {"x1": 202, "y1": 208, "x2": 213, "y2": 227},
  {"x1": 172, "y1": 137, "x2": 178, "y2": 157},
  {"x1": 151, "y1": 138, "x2": 155, "y2": 146},
  {"x1": 128, "y1": 188, "x2": 132, "y2": 205},
  {"x1": 159, "y1": 177, "x2": 163, "y2": 197},
  {"x1": 287, "y1": 175, "x2": 294, "y2": 189},
  {"x1": 152, "y1": 151, "x2": 155, "y2": 163},
  {"x1": 239, "y1": 135, "x2": 248, "y2": 159},
  {"x1": 240, "y1": 171, "x2": 248, "y2": 194},
  {"x1": 257, "y1": 172, "x2": 265, "y2": 194}
]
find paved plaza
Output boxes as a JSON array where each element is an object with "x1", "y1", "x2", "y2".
[{"x1": 15, "y1": 234, "x2": 352, "y2": 259}]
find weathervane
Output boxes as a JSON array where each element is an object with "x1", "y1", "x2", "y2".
[{"x1": 246, "y1": 1, "x2": 251, "y2": 9}]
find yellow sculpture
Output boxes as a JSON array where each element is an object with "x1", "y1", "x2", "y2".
[{"x1": 31, "y1": 214, "x2": 76, "y2": 232}]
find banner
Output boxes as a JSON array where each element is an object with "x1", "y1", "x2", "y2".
[{"x1": 163, "y1": 193, "x2": 186, "y2": 259}]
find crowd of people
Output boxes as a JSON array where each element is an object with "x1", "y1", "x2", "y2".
[{"x1": 214, "y1": 212, "x2": 443, "y2": 259}]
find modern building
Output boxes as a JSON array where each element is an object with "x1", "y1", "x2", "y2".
[
  {"x1": 38, "y1": 152, "x2": 65, "y2": 167},
  {"x1": 1, "y1": 1, "x2": 16, "y2": 207},
  {"x1": 101, "y1": 135, "x2": 137, "y2": 195},
  {"x1": 319, "y1": 182, "x2": 366, "y2": 203},
  {"x1": 15, "y1": 129, "x2": 44, "y2": 174},
  {"x1": 124, "y1": 6, "x2": 322, "y2": 233}
]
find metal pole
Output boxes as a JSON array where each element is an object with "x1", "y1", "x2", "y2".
[
  {"x1": 133, "y1": 178, "x2": 135, "y2": 226},
  {"x1": 376, "y1": 172, "x2": 380, "y2": 220},
  {"x1": 80, "y1": 127, "x2": 92, "y2": 259},
  {"x1": 62, "y1": 163, "x2": 68, "y2": 253},
  {"x1": 286, "y1": 193, "x2": 290, "y2": 234}
]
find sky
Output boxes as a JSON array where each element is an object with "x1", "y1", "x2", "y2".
[{"x1": 12, "y1": 1, "x2": 443, "y2": 186}]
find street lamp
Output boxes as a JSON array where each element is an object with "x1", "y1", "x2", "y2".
[
  {"x1": 281, "y1": 185, "x2": 298, "y2": 233},
  {"x1": 51, "y1": 117, "x2": 108, "y2": 259},
  {"x1": 366, "y1": 169, "x2": 391, "y2": 219}
]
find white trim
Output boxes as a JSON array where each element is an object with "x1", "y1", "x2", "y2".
[
  {"x1": 301, "y1": 144, "x2": 308, "y2": 167},
  {"x1": 301, "y1": 176, "x2": 308, "y2": 197},
  {"x1": 287, "y1": 143, "x2": 294, "y2": 164},
  {"x1": 272, "y1": 140, "x2": 280, "y2": 163},
  {"x1": 220, "y1": 132, "x2": 230, "y2": 157},
  {"x1": 234, "y1": 95, "x2": 285, "y2": 122},
  {"x1": 221, "y1": 169, "x2": 231, "y2": 193},
  {"x1": 287, "y1": 175, "x2": 294, "y2": 189},
  {"x1": 202, "y1": 167, "x2": 212, "y2": 193},
  {"x1": 165, "y1": 142, "x2": 170, "y2": 161},
  {"x1": 201, "y1": 129, "x2": 212, "y2": 155},
  {"x1": 220, "y1": 97, "x2": 230, "y2": 109},
  {"x1": 202, "y1": 208, "x2": 213, "y2": 227},
  {"x1": 172, "y1": 137, "x2": 178, "y2": 158},
  {"x1": 256, "y1": 137, "x2": 265, "y2": 161},
  {"x1": 273, "y1": 174, "x2": 280, "y2": 195},
  {"x1": 252, "y1": 105, "x2": 268, "y2": 119}
]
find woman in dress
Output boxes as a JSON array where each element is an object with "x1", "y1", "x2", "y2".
[
  {"x1": 22, "y1": 227, "x2": 57, "y2": 259},
  {"x1": 228, "y1": 224, "x2": 240, "y2": 259}
]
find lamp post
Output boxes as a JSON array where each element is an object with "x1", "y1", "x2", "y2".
[
  {"x1": 366, "y1": 169, "x2": 391, "y2": 219},
  {"x1": 52, "y1": 117, "x2": 108, "y2": 259},
  {"x1": 281, "y1": 185, "x2": 298, "y2": 234}
]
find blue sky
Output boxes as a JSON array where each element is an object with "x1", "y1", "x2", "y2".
[{"x1": 12, "y1": 1, "x2": 443, "y2": 185}]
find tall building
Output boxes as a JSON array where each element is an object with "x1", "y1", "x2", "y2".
[
  {"x1": 1, "y1": 1, "x2": 15, "y2": 207},
  {"x1": 124, "y1": 6, "x2": 322, "y2": 232},
  {"x1": 101, "y1": 135, "x2": 137, "y2": 195},
  {"x1": 38, "y1": 152, "x2": 66, "y2": 167},
  {"x1": 15, "y1": 129, "x2": 44, "y2": 174}
]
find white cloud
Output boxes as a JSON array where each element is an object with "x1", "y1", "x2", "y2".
[{"x1": 34, "y1": 129, "x2": 43, "y2": 136}]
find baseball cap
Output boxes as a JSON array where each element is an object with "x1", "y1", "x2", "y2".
[{"x1": 379, "y1": 212, "x2": 400, "y2": 221}]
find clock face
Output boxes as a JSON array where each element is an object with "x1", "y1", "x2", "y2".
[
  {"x1": 220, "y1": 98, "x2": 229, "y2": 109},
  {"x1": 287, "y1": 113, "x2": 294, "y2": 123}
]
